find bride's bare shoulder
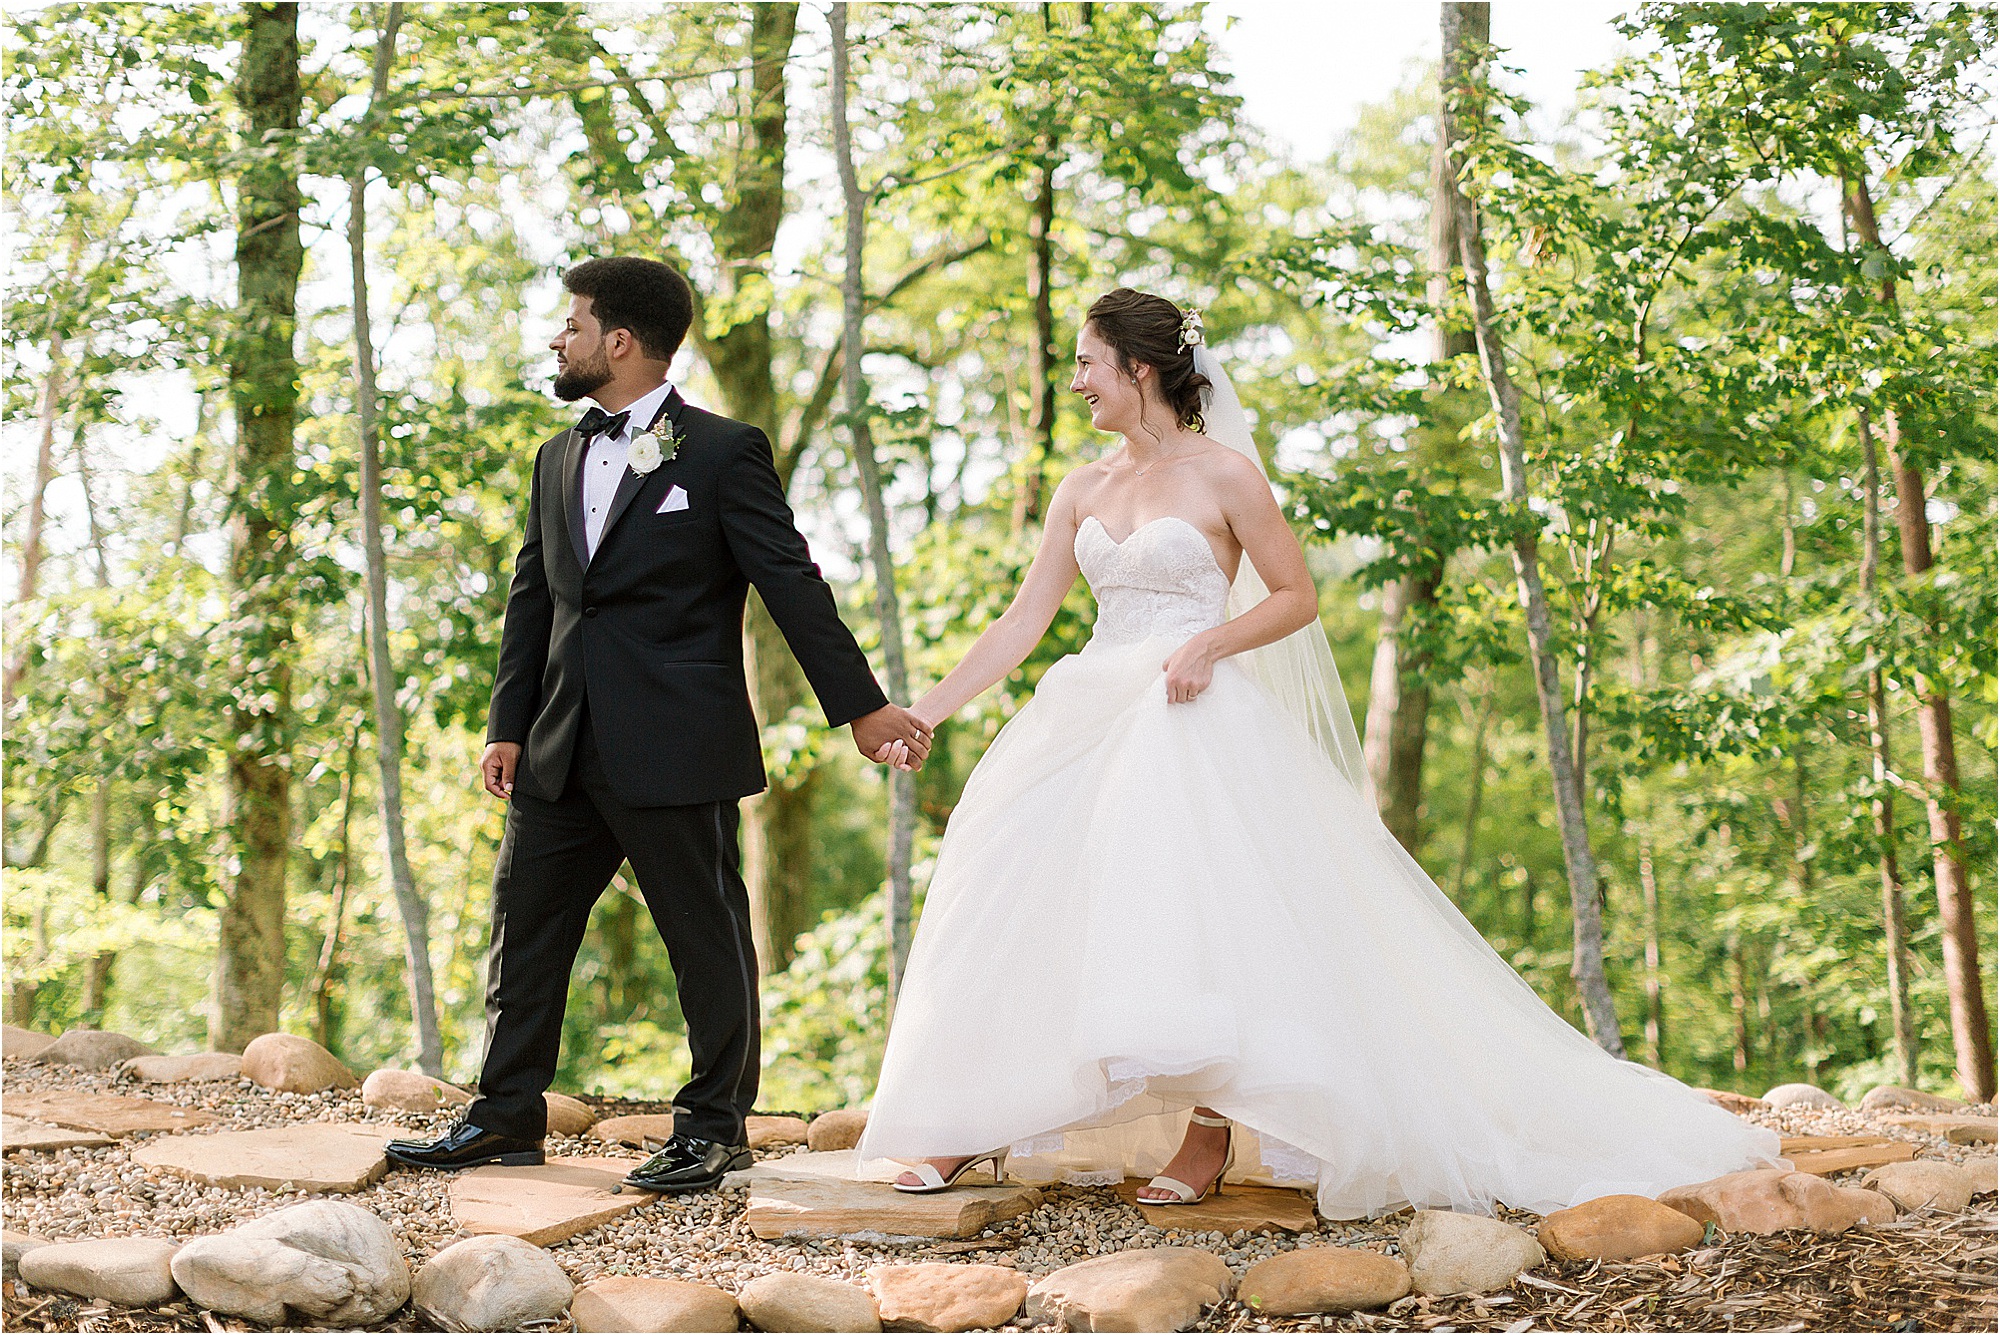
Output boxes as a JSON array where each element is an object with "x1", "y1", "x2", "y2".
[{"x1": 1189, "y1": 436, "x2": 1264, "y2": 481}]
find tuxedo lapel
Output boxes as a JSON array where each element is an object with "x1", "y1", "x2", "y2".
[
  {"x1": 591, "y1": 390, "x2": 687, "y2": 565},
  {"x1": 560, "y1": 427, "x2": 588, "y2": 568}
]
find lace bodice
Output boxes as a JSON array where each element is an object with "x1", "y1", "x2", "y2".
[{"x1": 1075, "y1": 515, "x2": 1230, "y2": 647}]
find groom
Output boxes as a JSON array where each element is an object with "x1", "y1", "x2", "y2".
[{"x1": 386, "y1": 256, "x2": 932, "y2": 1192}]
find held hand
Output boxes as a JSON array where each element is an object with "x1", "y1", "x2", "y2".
[
  {"x1": 1162, "y1": 638, "x2": 1218, "y2": 705},
  {"x1": 480, "y1": 742, "x2": 523, "y2": 800},
  {"x1": 852, "y1": 704, "x2": 933, "y2": 771}
]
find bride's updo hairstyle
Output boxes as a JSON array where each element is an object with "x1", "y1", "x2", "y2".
[{"x1": 1083, "y1": 288, "x2": 1210, "y2": 431}]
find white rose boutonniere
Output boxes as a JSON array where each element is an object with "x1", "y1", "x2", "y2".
[{"x1": 627, "y1": 419, "x2": 683, "y2": 476}]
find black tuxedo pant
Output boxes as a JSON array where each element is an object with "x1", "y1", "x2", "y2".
[{"x1": 464, "y1": 713, "x2": 760, "y2": 1145}]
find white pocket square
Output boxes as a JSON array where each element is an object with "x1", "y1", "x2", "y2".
[{"x1": 657, "y1": 485, "x2": 690, "y2": 514}]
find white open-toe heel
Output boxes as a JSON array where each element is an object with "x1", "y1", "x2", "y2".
[
  {"x1": 1139, "y1": 1112, "x2": 1234, "y2": 1205},
  {"x1": 892, "y1": 1149, "x2": 1008, "y2": 1194}
]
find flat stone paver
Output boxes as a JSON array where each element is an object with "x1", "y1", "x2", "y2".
[
  {"x1": 1112, "y1": 1178, "x2": 1319, "y2": 1232},
  {"x1": 1784, "y1": 1143, "x2": 1919, "y2": 1176},
  {"x1": 1876, "y1": 1113, "x2": 1999, "y2": 1145},
  {"x1": 132, "y1": 1122, "x2": 394, "y2": 1193},
  {"x1": 1, "y1": 1115, "x2": 113, "y2": 1154},
  {"x1": 1781, "y1": 1134, "x2": 1896, "y2": 1153},
  {"x1": 6, "y1": 1090, "x2": 218, "y2": 1137},
  {"x1": 744, "y1": 1176, "x2": 1041, "y2": 1242},
  {"x1": 450, "y1": 1157, "x2": 658, "y2": 1247}
]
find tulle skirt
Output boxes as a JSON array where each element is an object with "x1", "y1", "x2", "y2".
[{"x1": 855, "y1": 633, "x2": 1784, "y2": 1219}]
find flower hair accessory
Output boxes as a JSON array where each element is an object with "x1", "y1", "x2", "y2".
[{"x1": 1178, "y1": 306, "x2": 1205, "y2": 351}]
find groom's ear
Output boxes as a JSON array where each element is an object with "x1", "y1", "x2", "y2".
[{"x1": 602, "y1": 325, "x2": 636, "y2": 361}]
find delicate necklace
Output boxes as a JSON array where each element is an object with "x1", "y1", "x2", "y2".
[{"x1": 1130, "y1": 444, "x2": 1183, "y2": 478}]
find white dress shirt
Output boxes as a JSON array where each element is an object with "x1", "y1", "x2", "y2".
[{"x1": 581, "y1": 379, "x2": 676, "y2": 560}]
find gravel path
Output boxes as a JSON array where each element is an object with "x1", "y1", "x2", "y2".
[{"x1": 3, "y1": 1056, "x2": 1993, "y2": 1332}]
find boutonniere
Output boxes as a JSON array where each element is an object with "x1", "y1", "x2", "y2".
[{"x1": 627, "y1": 419, "x2": 683, "y2": 476}]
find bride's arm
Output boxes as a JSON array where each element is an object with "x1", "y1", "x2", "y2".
[
  {"x1": 909, "y1": 477, "x2": 1085, "y2": 729},
  {"x1": 1161, "y1": 452, "x2": 1319, "y2": 704}
]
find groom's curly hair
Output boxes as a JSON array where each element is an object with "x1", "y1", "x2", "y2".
[
  {"x1": 561, "y1": 257, "x2": 695, "y2": 363},
  {"x1": 1084, "y1": 288, "x2": 1210, "y2": 431}
]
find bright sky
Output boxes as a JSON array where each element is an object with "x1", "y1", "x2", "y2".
[{"x1": 1200, "y1": 0, "x2": 1632, "y2": 157}]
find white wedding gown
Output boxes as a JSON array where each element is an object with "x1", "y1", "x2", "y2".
[{"x1": 856, "y1": 513, "x2": 1785, "y2": 1219}]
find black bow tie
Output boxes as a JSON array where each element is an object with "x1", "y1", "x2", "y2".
[{"x1": 576, "y1": 407, "x2": 630, "y2": 441}]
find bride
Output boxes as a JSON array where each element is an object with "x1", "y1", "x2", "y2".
[{"x1": 857, "y1": 288, "x2": 1783, "y2": 1218}]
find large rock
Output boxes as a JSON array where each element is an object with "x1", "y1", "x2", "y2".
[
  {"x1": 450, "y1": 1158, "x2": 657, "y2": 1246},
  {"x1": 33, "y1": 1029, "x2": 157, "y2": 1071},
  {"x1": 739, "y1": 1272, "x2": 883, "y2": 1332},
  {"x1": 1693, "y1": 1088, "x2": 1770, "y2": 1115},
  {"x1": 242, "y1": 1032, "x2": 359, "y2": 1093},
  {"x1": 572, "y1": 1276, "x2": 741, "y2": 1332},
  {"x1": 1026, "y1": 1247, "x2": 1234, "y2": 1332},
  {"x1": 1762, "y1": 1083, "x2": 1843, "y2": 1110},
  {"x1": 17, "y1": 1237, "x2": 180, "y2": 1306},
  {"x1": 1859, "y1": 1085, "x2": 1969, "y2": 1116},
  {"x1": 807, "y1": 1108, "x2": 869, "y2": 1152},
  {"x1": 1960, "y1": 1154, "x2": 1998, "y2": 1195},
  {"x1": 117, "y1": 1053, "x2": 244, "y2": 1084},
  {"x1": 1659, "y1": 1169, "x2": 1898, "y2": 1234},
  {"x1": 749, "y1": 1115, "x2": 811, "y2": 1150},
  {"x1": 1239, "y1": 1247, "x2": 1410, "y2": 1315},
  {"x1": 590, "y1": 1114, "x2": 677, "y2": 1151},
  {"x1": 414, "y1": 1234, "x2": 574, "y2": 1333},
  {"x1": 5, "y1": 1090, "x2": 218, "y2": 1137},
  {"x1": 362, "y1": 1069, "x2": 472, "y2": 1114},
  {"x1": 169, "y1": 1200, "x2": 409, "y2": 1327},
  {"x1": 868, "y1": 1262, "x2": 1028, "y2": 1332},
  {"x1": 2, "y1": 1024, "x2": 55, "y2": 1060},
  {"x1": 1537, "y1": 1194, "x2": 1705, "y2": 1262},
  {"x1": 1399, "y1": 1211, "x2": 1546, "y2": 1296},
  {"x1": 3, "y1": 1230, "x2": 51, "y2": 1282},
  {"x1": 1111, "y1": 1179, "x2": 1316, "y2": 1233},
  {"x1": 545, "y1": 1091, "x2": 598, "y2": 1137},
  {"x1": 134, "y1": 1123, "x2": 391, "y2": 1193},
  {"x1": 1, "y1": 1115, "x2": 113, "y2": 1154},
  {"x1": 1861, "y1": 1161, "x2": 1979, "y2": 1213}
]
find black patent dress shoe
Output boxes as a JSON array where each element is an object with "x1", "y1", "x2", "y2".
[
  {"x1": 621, "y1": 1132, "x2": 753, "y2": 1194},
  {"x1": 384, "y1": 1121, "x2": 545, "y2": 1170}
]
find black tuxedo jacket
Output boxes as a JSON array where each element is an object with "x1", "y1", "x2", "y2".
[{"x1": 486, "y1": 389, "x2": 888, "y2": 807}]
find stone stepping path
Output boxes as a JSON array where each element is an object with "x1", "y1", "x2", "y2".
[
  {"x1": 448, "y1": 1157, "x2": 657, "y2": 1247},
  {"x1": 1, "y1": 1114, "x2": 112, "y2": 1154},
  {"x1": 132, "y1": 1122, "x2": 395, "y2": 1193},
  {"x1": 1110, "y1": 1178, "x2": 1319, "y2": 1233},
  {"x1": 4, "y1": 1090, "x2": 217, "y2": 1137}
]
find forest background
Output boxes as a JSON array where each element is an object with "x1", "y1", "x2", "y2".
[{"x1": 4, "y1": 1, "x2": 1995, "y2": 1115}]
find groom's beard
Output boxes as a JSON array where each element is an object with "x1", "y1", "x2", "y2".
[{"x1": 553, "y1": 346, "x2": 613, "y2": 402}]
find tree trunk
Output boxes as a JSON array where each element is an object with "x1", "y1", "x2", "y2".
[
  {"x1": 703, "y1": 3, "x2": 810, "y2": 977},
  {"x1": 313, "y1": 729, "x2": 361, "y2": 1052},
  {"x1": 1639, "y1": 839, "x2": 1664, "y2": 1069},
  {"x1": 1444, "y1": 4, "x2": 1623, "y2": 1056},
  {"x1": 1447, "y1": 674, "x2": 1494, "y2": 903},
  {"x1": 348, "y1": 1, "x2": 443, "y2": 1077},
  {"x1": 830, "y1": 2, "x2": 919, "y2": 1000},
  {"x1": 1846, "y1": 174, "x2": 1994, "y2": 1102},
  {"x1": 1857, "y1": 409, "x2": 1918, "y2": 1087},
  {"x1": 1012, "y1": 143, "x2": 1058, "y2": 534},
  {"x1": 213, "y1": 1, "x2": 305, "y2": 1054},
  {"x1": 3, "y1": 313, "x2": 68, "y2": 708},
  {"x1": 1361, "y1": 0, "x2": 1489, "y2": 850},
  {"x1": 1363, "y1": 571, "x2": 1439, "y2": 855}
]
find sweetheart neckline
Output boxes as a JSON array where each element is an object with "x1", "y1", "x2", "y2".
[{"x1": 1078, "y1": 514, "x2": 1230, "y2": 583}]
